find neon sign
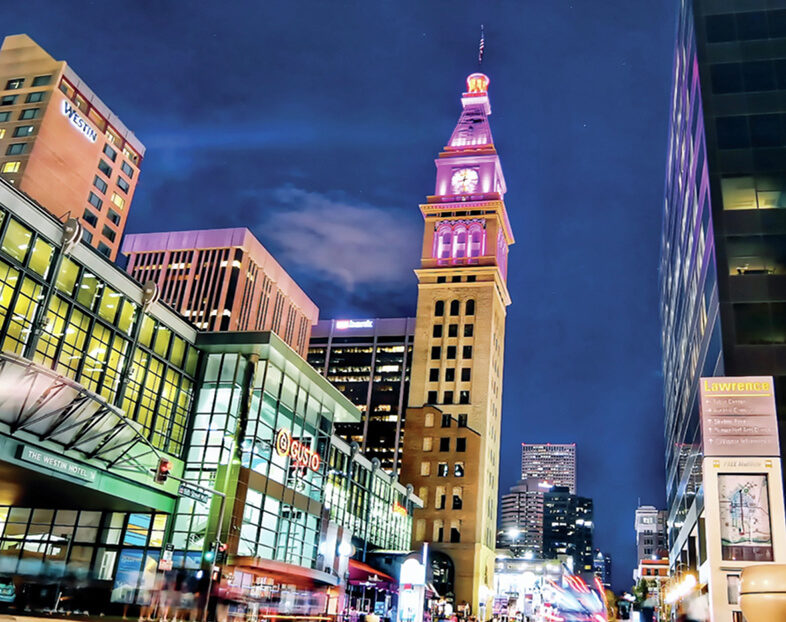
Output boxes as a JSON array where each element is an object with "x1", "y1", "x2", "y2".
[
  {"x1": 61, "y1": 101, "x2": 97, "y2": 142},
  {"x1": 274, "y1": 428, "x2": 321, "y2": 472},
  {"x1": 335, "y1": 319, "x2": 374, "y2": 330}
]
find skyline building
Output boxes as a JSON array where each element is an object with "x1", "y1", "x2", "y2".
[
  {"x1": 497, "y1": 477, "x2": 553, "y2": 557},
  {"x1": 634, "y1": 505, "x2": 668, "y2": 561},
  {"x1": 122, "y1": 228, "x2": 318, "y2": 357},
  {"x1": 661, "y1": 2, "x2": 786, "y2": 617},
  {"x1": 542, "y1": 486, "x2": 594, "y2": 574},
  {"x1": 307, "y1": 317, "x2": 415, "y2": 473},
  {"x1": 521, "y1": 443, "x2": 576, "y2": 493},
  {"x1": 593, "y1": 549, "x2": 612, "y2": 589},
  {"x1": 0, "y1": 34, "x2": 144, "y2": 260},
  {"x1": 399, "y1": 72, "x2": 513, "y2": 613}
]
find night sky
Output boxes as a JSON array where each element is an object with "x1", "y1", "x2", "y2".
[{"x1": 10, "y1": 0, "x2": 677, "y2": 592}]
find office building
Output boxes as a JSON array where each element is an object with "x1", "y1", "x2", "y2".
[
  {"x1": 0, "y1": 177, "x2": 418, "y2": 614},
  {"x1": 521, "y1": 443, "x2": 576, "y2": 493},
  {"x1": 122, "y1": 228, "x2": 318, "y2": 357},
  {"x1": 593, "y1": 549, "x2": 612, "y2": 589},
  {"x1": 634, "y1": 505, "x2": 668, "y2": 561},
  {"x1": 307, "y1": 317, "x2": 415, "y2": 473},
  {"x1": 399, "y1": 72, "x2": 513, "y2": 614},
  {"x1": 662, "y1": 2, "x2": 786, "y2": 617},
  {"x1": 542, "y1": 487, "x2": 594, "y2": 573},
  {"x1": 0, "y1": 34, "x2": 144, "y2": 260},
  {"x1": 497, "y1": 478, "x2": 553, "y2": 557}
]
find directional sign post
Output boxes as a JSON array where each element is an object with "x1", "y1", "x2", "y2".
[{"x1": 179, "y1": 482, "x2": 211, "y2": 505}]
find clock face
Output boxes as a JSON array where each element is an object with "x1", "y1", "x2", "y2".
[{"x1": 451, "y1": 168, "x2": 479, "y2": 193}]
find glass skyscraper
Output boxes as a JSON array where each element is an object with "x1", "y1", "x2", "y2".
[{"x1": 662, "y1": 0, "x2": 786, "y2": 579}]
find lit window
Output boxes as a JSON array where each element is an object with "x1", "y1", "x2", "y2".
[
  {"x1": 105, "y1": 129, "x2": 119, "y2": 146},
  {"x1": 5, "y1": 79, "x2": 23, "y2": 90},
  {"x1": 0, "y1": 129, "x2": 4, "y2": 139},
  {"x1": 31, "y1": 75, "x2": 52, "y2": 87},
  {"x1": 6, "y1": 143, "x2": 26, "y2": 155},
  {"x1": 420, "y1": 462, "x2": 431, "y2": 476},
  {"x1": 454, "y1": 462, "x2": 465, "y2": 477},
  {"x1": 111, "y1": 192, "x2": 125, "y2": 209},
  {"x1": 19, "y1": 108, "x2": 39, "y2": 120},
  {"x1": 123, "y1": 145, "x2": 139, "y2": 163},
  {"x1": 1, "y1": 161, "x2": 20, "y2": 173},
  {"x1": 117, "y1": 177, "x2": 130, "y2": 193},
  {"x1": 25, "y1": 92, "x2": 44, "y2": 103},
  {"x1": 12, "y1": 126, "x2": 34, "y2": 138},
  {"x1": 438, "y1": 463, "x2": 449, "y2": 477}
]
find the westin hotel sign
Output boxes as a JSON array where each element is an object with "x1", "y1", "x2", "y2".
[{"x1": 699, "y1": 377, "x2": 780, "y2": 457}]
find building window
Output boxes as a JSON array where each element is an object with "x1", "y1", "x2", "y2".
[
  {"x1": 454, "y1": 462, "x2": 465, "y2": 477},
  {"x1": 0, "y1": 111, "x2": 10, "y2": 122},
  {"x1": 456, "y1": 438, "x2": 467, "y2": 452},
  {"x1": 450, "y1": 300, "x2": 460, "y2": 316},
  {"x1": 447, "y1": 345, "x2": 456, "y2": 359},
  {"x1": 83, "y1": 230, "x2": 93, "y2": 244},
  {"x1": 420, "y1": 462, "x2": 431, "y2": 476},
  {"x1": 427, "y1": 391, "x2": 438, "y2": 404},
  {"x1": 452, "y1": 487, "x2": 463, "y2": 510},
  {"x1": 1, "y1": 95, "x2": 18, "y2": 106},
  {"x1": 6, "y1": 143, "x2": 26, "y2": 155},
  {"x1": 458, "y1": 413, "x2": 468, "y2": 427},
  {"x1": 108, "y1": 209, "x2": 121, "y2": 225},
  {"x1": 25, "y1": 92, "x2": 44, "y2": 103},
  {"x1": 443, "y1": 391, "x2": 454, "y2": 404},
  {"x1": 82, "y1": 209, "x2": 98, "y2": 227},
  {"x1": 123, "y1": 145, "x2": 139, "y2": 163},
  {"x1": 429, "y1": 368, "x2": 439, "y2": 382},
  {"x1": 436, "y1": 486, "x2": 446, "y2": 510},
  {"x1": 422, "y1": 437, "x2": 433, "y2": 452},
  {"x1": 1, "y1": 161, "x2": 20, "y2": 173},
  {"x1": 5, "y1": 79, "x2": 23, "y2": 90},
  {"x1": 452, "y1": 276, "x2": 461, "y2": 283},
  {"x1": 31, "y1": 75, "x2": 52, "y2": 87},
  {"x1": 463, "y1": 345, "x2": 473, "y2": 359},
  {"x1": 466, "y1": 299, "x2": 475, "y2": 315},
  {"x1": 98, "y1": 159, "x2": 112, "y2": 177},
  {"x1": 467, "y1": 275, "x2": 476, "y2": 282},
  {"x1": 103, "y1": 143, "x2": 117, "y2": 162},
  {"x1": 93, "y1": 176, "x2": 108, "y2": 193},
  {"x1": 464, "y1": 324, "x2": 474, "y2": 337},
  {"x1": 0, "y1": 129, "x2": 6, "y2": 139},
  {"x1": 441, "y1": 414, "x2": 451, "y2": 428},
  {"x1": 445, "y1": 368, "x2": 455, "y2": 382},
  {"x1": 416, "y1": 519, "x2": 426, "y2": 540},
  {"x1": 433, "y1": 324, "x2": 443, "y2": 338},
  {"x1": 438, "y1": 463, "x2": 449, "y2": 477},
  {"x1": 19, "y1": 108, "x2": 39, "y2": 120},
  {"x1": 450, "y1": 522, "x2": 461, "y2": 543},
  {"x1": 439, "y1": 438, "x2": 450, "y2": 452},
  {"x1": 88, "y1": 192, "x2": 103, "y2": 210},
  {"x1": 103, "y1": 225, "x2": 116, "y2": 243},
  {"x1": 435, "y1": 300, "x2": 445, "y2": 317},
  {"x1": 121, "y1": 161, "x2": 134, "y2": 178},
  {"x1": 448, "y1": 324, "x2": 458, "y2": 337},
  {"x1": 431, "y1": 346, "x2": 441, "y2": 359},
  {"x1": 111, "y1": 192, "x2": 125, "y2": 209},
  {"x1": 437, "y1": 276, "x2": 446, "y2": 283},
  {"x1": 461, "y1": 368, "x2": 471, "y2": 382},
  {"x1": 12, "y1": 125, "x2": 33, "y2": 138},
  {"x1": 117, "y1": 177, "x2": 130, "y2": 193},
  {"x1": 434, "y1": 520, "x2": 444, "y2": 542},
  {"x1": 459, "y1": 391, "x2": 470, "y2": 404},
  {"x1": 425, "y1": 412, "x2": 434, "y2": 427}
]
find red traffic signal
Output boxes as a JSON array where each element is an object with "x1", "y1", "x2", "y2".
[{"x1": 154, "y1": 458, "x2": 172, "y2": 484}]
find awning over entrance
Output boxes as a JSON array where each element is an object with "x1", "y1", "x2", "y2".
[
  {"x1": 232, "y1": 556, "x2": 340, "y2": 587},
  {"x1": 348, "y1": 558, "x2": 396, "y2": 588},
  {"x1": 0, "y1": 352, "x2": 161, "y2": 474}
]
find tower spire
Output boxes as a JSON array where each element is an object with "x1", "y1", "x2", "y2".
[{"x1": 478, "y1": 25, "x2": 485, "y2": 65}]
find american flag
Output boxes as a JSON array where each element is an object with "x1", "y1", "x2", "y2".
[{"x1": 478, "y1": 25, "x2": 485, "y2": 65}]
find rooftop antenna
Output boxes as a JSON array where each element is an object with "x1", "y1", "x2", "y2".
[{"x1": 478, "y1": 25, "x2": 485, "y2": 66}]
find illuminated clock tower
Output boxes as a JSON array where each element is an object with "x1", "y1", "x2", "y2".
[{"x1": 400, "y1": 73, "x2": 513, "y2": 613}]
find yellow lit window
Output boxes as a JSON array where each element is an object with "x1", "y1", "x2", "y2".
[
  {"x1": 1, "y1": 161, "x2": 20, "y2": 173},
  {"x1": 0, "y1": 129, "x2": 5, "y2": 139},
  {"x1": 111, "y1": 192, "x2": 125, "y2": 209}
]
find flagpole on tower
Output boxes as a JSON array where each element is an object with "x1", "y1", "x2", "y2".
[{"x1": 478, "y1": 24, "x2": 485, "y2": 66}]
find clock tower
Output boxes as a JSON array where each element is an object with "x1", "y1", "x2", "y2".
[{"x1": 400, "y1": 73, "x2": 513, "y2": 613}]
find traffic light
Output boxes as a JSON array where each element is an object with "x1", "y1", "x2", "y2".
[
  {"x1": 203, "y1": 548, "x2": 215, "y2": 563},
  {"x1": 216, "y1": 542, "x2": 228, "y2": 564},
  {"x1": 154, "y1": 458, "x2": 172, "y2": 484}
]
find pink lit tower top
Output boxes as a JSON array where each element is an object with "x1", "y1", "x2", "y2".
[{"x1": 401, "y1": 72, "x2": 514, "y2": 612}]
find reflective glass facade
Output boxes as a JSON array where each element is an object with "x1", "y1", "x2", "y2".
[{"x1": 662, "y1": 0, "x2": 786, "y2": 564}]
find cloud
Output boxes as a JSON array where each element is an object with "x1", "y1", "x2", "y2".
[{"x1": 252, "y1": 186, "x2": 421, "y2": 293}]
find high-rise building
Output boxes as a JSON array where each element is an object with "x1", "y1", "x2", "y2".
[
  {"x1": 497, "y1": 478, "x2": 553, "y2": 557},
  {"x1": 542, "y1": 486, "x2": 594, "y2": 574},
  {"x1": 122, "y1": 228, "x2": 318, "y2": 357},
  {"x1": 661, "y1": 0, "x2": 786, "y2": 605},
  {"x1": 0, "y1": 34, "x2": 144, "y2": 260},
  {"x1": 593, "y1": 549, "x2": 612, "y2": 590},
  {"x1": 521, "y1": 443, "x2": 576, "y2": 493},
  {"x1": 399, "y1": 72, "x2": 513, "y2": 613},
  {"x1": 307, "y1": 317, "x2": 415, "y2": 473},
  {"x1": 634, "y1": 505, "x2": 668, "y2": 561}
]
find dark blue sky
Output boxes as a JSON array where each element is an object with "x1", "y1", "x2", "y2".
[{"x1": 10, "y1": 0, "x2": 676, "y2": 592}]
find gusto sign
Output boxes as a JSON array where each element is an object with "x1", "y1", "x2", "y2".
[{"x1": 275, "y1": 428, "x2": 321, "y2": 472}]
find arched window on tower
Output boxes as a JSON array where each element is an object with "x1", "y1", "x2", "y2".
[
  {"x1": 435, "y1": 225, "x2": 453, "y2": 265},
  {"x1": 468, "y1": 225, "x2": 485, "y2": 261},
  {"x1": 453, "y1": 226, "x2": 467, "y2": 261},
  {"x1": 450, "y1": 300, "x2": 460, "y2": 316},
  {"x1": 435, "y1": 300, "x2": 445, "y2": 317},
  {"x1": 466, "y1": 299, "x2": 475, "y2": 315}
]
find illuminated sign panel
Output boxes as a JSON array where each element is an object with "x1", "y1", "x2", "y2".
[
  {"x1": 699, "y1": 376, "x2": 780, "y2": 457},
  {"x1": 335, "y1": 319, "x2": 374, "y2": 330},
  {"x1": 274, "y1": 428, "x2": 321, "y2": 472},
  {"x1": 61, "y1": 100, "x2": 97, "y2": 142}
]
